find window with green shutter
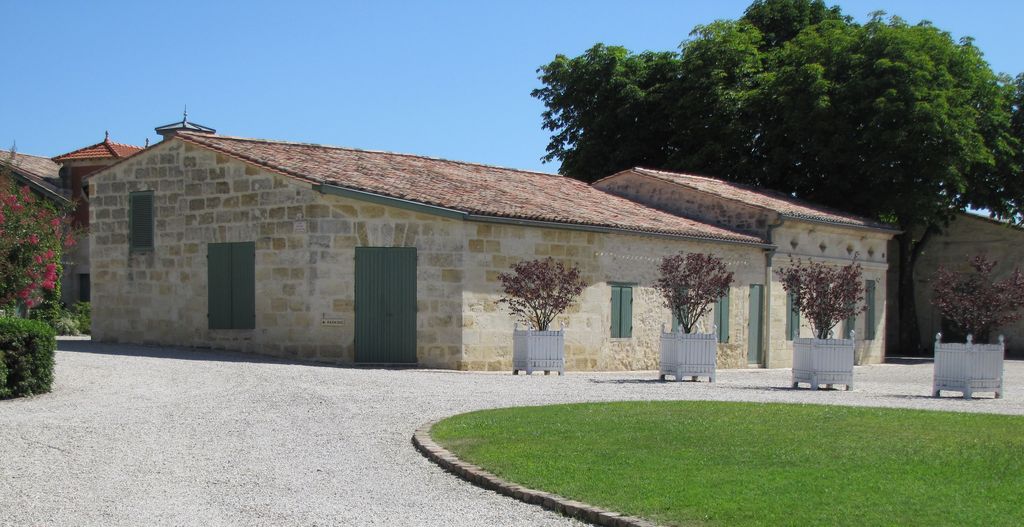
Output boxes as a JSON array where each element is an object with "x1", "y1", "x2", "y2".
[
  {"x1": 208, "y1": 242, "x2": 255, "y2": 330},
  {"x1": 610, "y1": 284, "x2": 633, "y2": 338},
  {"x1": 714, "y1": 294, "x2": 730, "y2": 343},
  {"x1": 129, "y1": 191, "x2": 154, "y2": 251},
  {"x1": 864, "y1": 280, "x2": 877, "y2": 340},
  {"x1": 786, "y1": 292, "x2": 800, "y2": 340}
]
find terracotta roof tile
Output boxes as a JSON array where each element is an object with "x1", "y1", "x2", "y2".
[
  {"x1": 174, "y1": 133, "x2": 765, "y2": 245},
  {"x1": 52, "y1": 137, "x2": 144, "y2": 162},
  {"x1": 622, "y1": 168, "x2": 896, "y2": 231}
]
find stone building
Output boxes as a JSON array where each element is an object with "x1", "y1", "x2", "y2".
[
  {"x1": 88, "y1": 124, "x2": 896, "y2": 370},
  {"x1": 886, "y1": 213, "x2": 1024, "y2": 355}
]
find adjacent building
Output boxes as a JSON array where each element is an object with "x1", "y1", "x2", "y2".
[{"x1": 86, "y1": 122, "x2": 897, "y2": 370}]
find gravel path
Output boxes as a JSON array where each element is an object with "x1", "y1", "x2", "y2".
[{"x1": 2, "y1": 340, "x2": 1022, "y2": 526}]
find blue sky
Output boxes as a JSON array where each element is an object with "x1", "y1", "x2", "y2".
[{"x1": 3, "y1": 1, "x2": 1022, "y2": 173}]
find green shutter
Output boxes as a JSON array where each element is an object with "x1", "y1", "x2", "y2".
[
  {"x1": 611, "y1": 286, "x2": 622, "y2": 337},
  {"x1": 865, "y1": 280, "x2": 876, "y2": 340},
  {"x1": 230, "y1": 242, "x2": 256, "y2": 329},
  {"x1": 354, "y1": 247, "x2": 417, "y2": 363},
  {"x1": 748, "y1": 285, "x2": 764, "y2": 364},
  {"x1": 621, "y1": 286, "x2": 633, "y2": 338},
  {"x1": 715, "y1": 294, "x2": 730, "y2": 343},
  {"x1": 610, "y1": 285, "x2": 633, "y2": 338},
  {"x1": 786, "y1": 292, "x2": 800, "y2": 340},
  {"x1": 207, "y1": 243, "x2": 233, "y2": 329},
  {"x1": 129, "y1": 191, "x2": 154, "y2": 251}
]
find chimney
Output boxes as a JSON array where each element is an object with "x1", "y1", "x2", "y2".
[{"x1": 154, "y1": 106, "x2": 216, "y2": 140}]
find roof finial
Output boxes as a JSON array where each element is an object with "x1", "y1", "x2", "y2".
[
  {"x1": 183, "y1": 104, "x2": 188, "y2": 123},
  {"x1": 145, "y1": 138, "x2": 150, "y2": 148},
  {"x1": 104, "y1": 130, "x2": 110, "y2": 141}
]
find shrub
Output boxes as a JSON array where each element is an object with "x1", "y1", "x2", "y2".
[
  {"x1": 498, "y1": 257, "x2": 587, "y2": 331},
  {"x1": 932, "y1": 255, "x2": 1024, "y2": 343},
  {"x1": 73, "y1": 301, "x2": 91, "y2": 335},
  {"x1": 777, "y1": 258, "x2": 865, "y2": 340},
  {"x1": 0, "y1": 317, "x2": 56, "y2": 398},
  {"x1": 654, "y1": 253, "x2": 734, "y2": 334}
]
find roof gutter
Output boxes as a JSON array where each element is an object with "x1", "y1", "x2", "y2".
[{"x1": 313, "y1": 183, "x2": 467, "y2": 219}]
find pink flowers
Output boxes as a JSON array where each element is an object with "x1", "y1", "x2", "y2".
[{"x1": 0, "y1": 167, "x2": 73, "y2": 308}]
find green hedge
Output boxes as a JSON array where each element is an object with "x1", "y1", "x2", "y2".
[{"x1": 0, "y1": 317, "x2": 56, "y2": 399}]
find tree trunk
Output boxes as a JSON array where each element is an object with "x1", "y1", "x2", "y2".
[{"x1": 896, "y1": 225, "x2": 937, "y2": 356}]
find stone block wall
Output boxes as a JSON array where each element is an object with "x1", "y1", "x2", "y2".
[{"x1": 90, "y1": 139, "x2": 465, "y2": 368}]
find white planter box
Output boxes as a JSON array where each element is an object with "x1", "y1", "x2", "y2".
[
  {"x1": 659, "y1": 327, "x2": 717, "y2": 382},
  {"x1": 512, "y1": 325, "x2": 564, "y2": 376},
  {"x1": 792, "y1": 334, "x2": 855, "y2": 390},
  {"x1": 933, "y1": 334, "x2": 1004, "y2": 399}
]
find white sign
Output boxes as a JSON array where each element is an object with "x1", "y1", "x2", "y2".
[{"x1": 294, "y1": 220, "x2": 307, "y2": 233}]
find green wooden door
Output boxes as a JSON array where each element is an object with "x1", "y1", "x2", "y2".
[
  {"x1": 355, "y1": 247, "x2": 417, "y2": 363},
  {"x1": 748, "y1": 284, "x2": 764, "y2": 365}
]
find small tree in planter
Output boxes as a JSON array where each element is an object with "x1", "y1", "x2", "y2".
[
  {"x1": 498, "y1": 257, "x2": 586, "y2": 375},
  {"x1": 654, "y1": 253, "x2": 733, "y2": 381},
  {"x1": 777, "y1": 258, "x2": 865, "y2": 390},
  {"x1": 930, "y1": 255, "x2": 1024, "y2": 398}
]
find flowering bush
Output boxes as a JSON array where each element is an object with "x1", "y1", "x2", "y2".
[
  {"x1": 932, "y1": 255, "x2": 1024, "y2": 343},
  {"x1": 0, "y1": 158, "x2": 74, "y2": 310},
  {"x1": 654, "y1": 253, "x2": 733, "y2": 334},
  {"x1": 777, "y1": 258, "x2": 865, "y2": 340},
  {"x1": 498, "y1": 257, "x2": 587, "y2": 331}
]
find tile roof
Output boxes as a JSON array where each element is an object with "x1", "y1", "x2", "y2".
[
  {"x1": 174, "y1": 132, "x2": 766, "y2": 245},
  {"x1": 618, "y1": 168, "x2": 896, "y2": 231},
  {"x1": 52, "y1": 136, "x2": 144, "y2": 162},
  {"x1": 1, "y1": 151, "x2": 66, "y2": 198}
]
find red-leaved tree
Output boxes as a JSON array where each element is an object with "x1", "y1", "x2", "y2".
[
  {"x1": 1, "y1": 154, "x2": 74, "y2": 311},
  {"x1": 654, "y1": 253, "x2": 734, "y2": 334},
  {"x1": 498, "y1": 257, "x2": 587, "y2": 331},
  {"x1": 932, "y1": 255, "x2": 1024, "y2": 343},
  {"x1": 777, "y1": 259, "x2": 865, "y2": 340}
]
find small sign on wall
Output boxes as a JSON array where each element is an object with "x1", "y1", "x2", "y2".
[
  {"x1": 321, "y1": 314, "x2": 344, "y2": 326},
  {"x1": 294, "y1": 220, "x2": 308, "y2": 234}
]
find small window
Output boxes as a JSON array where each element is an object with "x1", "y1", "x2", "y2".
[
  {"x1": 208, "y1": 242, "x2": 256, "y2": 330},
  {"x1": 78, "y1": 274, "x2": 91, "y2": 302},
  {"x1": 129, "y1": 191, "x2": 154, "y2": 251},
  {"x1": 786, "y1": 292, "x2": 800, "y2": 340},
  {"x1": 864, "y1": 280, "x2": 876, "y2": 340},
  {"x1": 610, "y1": 284, "x2": 633, "y2": 338}
]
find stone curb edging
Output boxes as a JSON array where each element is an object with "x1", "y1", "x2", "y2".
[{"x1": 412, "y1": 420, "x2": 662, "y2": 527}]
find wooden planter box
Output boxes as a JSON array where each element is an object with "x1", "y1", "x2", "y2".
[
  {"x1": 659, "y1": 327, "x2": 717, "y2": 382},
  {"x1": 933, "y1": 334, "x2": 1004, "y2": 399},
  {"x1": 792, "y1": 334, "x2": 855, "y2": 390},
  {"x1": 512, "y1": 325, "x2": 564, "y2": 376}
]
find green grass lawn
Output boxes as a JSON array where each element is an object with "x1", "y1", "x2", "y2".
[{"x1": 431, "y1": 402, "x2": 1024, "y2": 527}]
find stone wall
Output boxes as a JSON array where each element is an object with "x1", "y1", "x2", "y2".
[
  {"x1": 766, "y1": 221, "x2": 891, "y2": 367},
  {"x1": 460, "y1": 224, "x2": 767, "y2": 371},
  {"x1": 889, "y1": 214, "x2": 1024, "y2": 353},
  {"x1": 90, "y1": 139, "x2": 466, "y2": 368},
  {"x1": 595, "y1": 172, "x2": 771, "y2": 237}
]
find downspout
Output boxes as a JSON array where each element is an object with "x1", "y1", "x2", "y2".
[{"x1": 762, "y1": 217, "x2": 785, "y2": 367}]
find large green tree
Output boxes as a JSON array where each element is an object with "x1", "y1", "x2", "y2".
[{"x1": 533, "y1": 0, "x2": 1024, "y2": 353}]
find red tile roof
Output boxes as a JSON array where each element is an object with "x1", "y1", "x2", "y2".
[
  {"x1": 616, "y1": 168, "x2": 896, "y2": 231},
  {"x1": 52, "y1": 136, "x2": 144, "y2": 162},
  {"x1": 174, "y1": 132, "x2": 765, "y2": 245}
]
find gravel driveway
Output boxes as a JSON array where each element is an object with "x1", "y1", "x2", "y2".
[{"x1": 2, "y1": 340, "x2": 1022, "y2": 526}]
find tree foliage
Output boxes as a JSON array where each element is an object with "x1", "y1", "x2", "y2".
[
  {"x1": 932, "y1": 255, "x2": 1024, "y2": 343},
  {"x1": 498, "y1": 258, "x2": 587, "y2": 331},
  {"x1": 654, "y1": 253, "x2": 734, "y2": 334},
  {"x1": 777, "y1": 258, "x2": 865, "y2": 340},
  {"x1": 0, "y1": 153, "x2": 73, "y2": 310},
  {"x1": 533, "y1": 0, "x2": 1024, "y2": 352}
]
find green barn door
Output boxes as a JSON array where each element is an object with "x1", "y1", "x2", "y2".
[
  {"x1": 355, "y1": 247, "x2": 417, "y2": 363},
  {"x1": 748, "y1": 284, "x2": 764, "y2": 365}
]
